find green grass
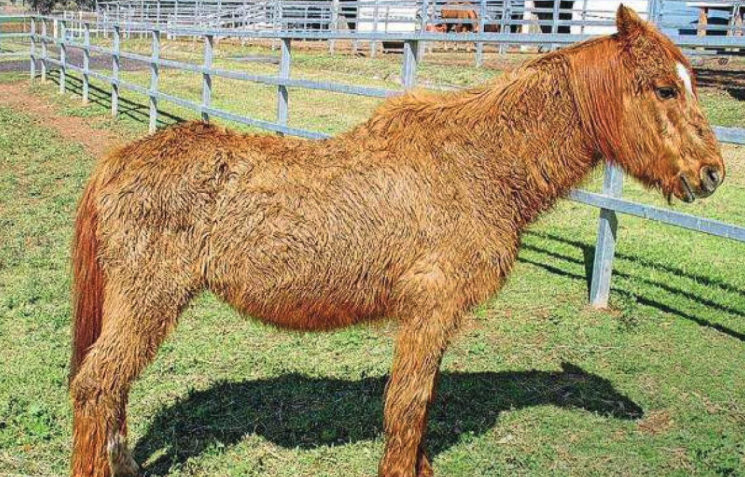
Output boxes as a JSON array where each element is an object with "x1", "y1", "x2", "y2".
[
  {"x1": 1, "y1": 49, "x2": 745, "y2": 476},
  {"x1": 701, "y1": 89, "x2": 745, "y2": 129}
]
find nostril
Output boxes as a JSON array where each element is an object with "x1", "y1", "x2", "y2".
[
  {"x1": 700, "y1": 166, "x2": 721, "y2": 192},
  {"x1": 708, "y1": 168, "x2": 721, "y2": 187}
]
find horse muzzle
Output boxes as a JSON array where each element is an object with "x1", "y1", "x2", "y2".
[{"x1": 678, "y1": 165, "x2": 724, "y2": 203}]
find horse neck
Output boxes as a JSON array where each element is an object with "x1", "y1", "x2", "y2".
[
  {"x1": 482, "y1": 72, "x2": 600, "y2": 228},
  {"x1": 433, "y1": 62, "x2": 603, "y2": 228},
  {"x1": 357, "y1": 39, "x2": 620, "y2": 229}
]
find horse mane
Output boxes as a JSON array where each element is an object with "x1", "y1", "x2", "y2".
[
  {"x1": 362, "y1": 79, "x2": 508, "y2": 135},
  {"x1": 361, "y1": 24, "x2": 691, "y2": 163},
  {"x1": 360, "y1": 38, "x2": 609, "y2": 140}
]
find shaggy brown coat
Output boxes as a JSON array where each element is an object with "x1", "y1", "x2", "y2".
[{"x1": 70, "y1": 6, "x2": 724, "y2": 477}]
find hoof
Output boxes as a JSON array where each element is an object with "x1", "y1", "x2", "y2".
[
  {"x1": 417, "y1": 455, "x2": 434, "y2": 477},
  {"x1": 107, "y1": 433, "x2": 140, "y2": 477}
]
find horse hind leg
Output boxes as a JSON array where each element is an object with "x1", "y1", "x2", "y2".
[
  {"x1": 107, "y1": 432, "x2": 138, "y2": 476},
  {"x1": 70, "y1": 270, "x2": 196, "y2": 477}
]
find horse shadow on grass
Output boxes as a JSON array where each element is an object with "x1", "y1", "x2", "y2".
[{"x1": 134, "y1": 362, "x2": 642, "y2": 474}]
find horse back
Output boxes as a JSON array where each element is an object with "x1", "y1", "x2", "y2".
[{"x1": 92, "y1": 121, "x2": 513, "y2": 330}]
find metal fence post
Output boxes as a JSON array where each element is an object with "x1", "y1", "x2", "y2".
[
  {"x1": 174, "y1": 0, "x2": 179, "y2": 28},
  {"x1": 371, "y1": 0, "x2": 379, "y2": 58},
  {"x1": 140, "y1": 0, "x2": 146, "y2": 38},
  {"x1": 402, "y1": 39, "x2": 419, "y2": 89},
  {"x1": 272, "y1": 0, "x2": 281, "y2": 50},
  {"x1": 30, "y1": 18, "x2": 36, "y2": 80},
  {"x1": 83, "y1": 22, "x2": 90, "y2": 103},
  {"x1": 648, "y1": 0, "x2": 659, "y2": 23},
  {"x1": 419, "y1": 0, "x2": 429, "y2": 59},
  {"x1": 112, "y1": 25, "x2": 120, "y2": 117},
  {"x1": 59, "y1": 20, "x2": 66, "y2": 94},
  {"x1": 202, "y1": 34, "x2": 213, "y2": 122},
  {"x1": 41, "y1": 19, "x2": 47, "y2": 82},
  {"x1": 580, "y1": 0, "x2": 588, "y2": 34},
  {"x1": 589, "y1": 163, "x2": 624, "y2": 308},
  {"x1": 420, "y1": 0, "x2": 429, "y2": 30},
  {"x1": 499, "y1": 0, "x2": 511, "y2": 54},
  {"x1": 476, "y1": 0, "x2": 486, "y2": 67},
  {"x1": 551, "y1": 0, "x2": 560, "y2": 50},
  {"x1": 329, "y1": 0, "x2": 339, "y2": 54},
  {"x1": 276, "y1": 37, "x2": 291, "y2": 132},
  {"x1": 149, "y1": 29, "x2": 160, "y2": 134}
]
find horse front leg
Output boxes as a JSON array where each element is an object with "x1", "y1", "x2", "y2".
[{"x1": 379, "y1": 271, "x2": 463, "y2": 477}]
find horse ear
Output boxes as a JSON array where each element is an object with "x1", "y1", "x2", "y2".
[{"x1": 616, "y1": 4, "x2": 646, "y2": 38}]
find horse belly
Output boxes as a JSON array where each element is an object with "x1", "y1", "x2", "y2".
[{"x1": 216, "y1": 285, "x2": 387, "y2": 331}]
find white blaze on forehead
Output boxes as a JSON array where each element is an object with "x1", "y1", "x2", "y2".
[{"x1": 676, "y1": 62, "x2": 694, "y2": 96}]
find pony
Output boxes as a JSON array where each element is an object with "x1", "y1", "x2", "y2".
[
  {"x1": 69, "y1": 6, "x2": 724, "y2": 477},
  {"x1": 428, "y1": 3, "x2": 499, "y2": 55},
  {"x1": 440, "y1": 1, "x2": 479, "y2": 33}
]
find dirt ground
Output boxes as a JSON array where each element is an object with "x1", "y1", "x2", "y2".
[
  {"x1": 0, "y1": 49, "x2": 149, "y2": 73},
  {"x1": 0, "y1": 81, "x2": 123, "y2": 157}
]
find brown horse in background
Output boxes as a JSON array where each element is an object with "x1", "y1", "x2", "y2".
[
  {"x1": 433, "y1": 2, "x2": 499, "y2": 54},
  {"x1": 70, "y1": 6, "x2": 724, "y2": 477},
  {"x1": 441, "y1": 1, "x2": 479, "y2": 33}
]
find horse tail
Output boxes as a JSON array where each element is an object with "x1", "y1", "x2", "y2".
[{"x1": 70, "y1": 180, "x2": 105, "y2": 383}]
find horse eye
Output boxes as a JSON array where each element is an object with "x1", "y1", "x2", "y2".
[{"x1": 656, "y1": 87, "x2": 678, "y2": 100}]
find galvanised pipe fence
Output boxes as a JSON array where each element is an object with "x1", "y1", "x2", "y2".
[
  {"x1": 1, "y1": 12, "x2": 744, "y2": 308},
  {"x1": 59, "y1": 0, "x2": 745, "y2": 65},
  {"x1": 91, "y1": 0, "x2": 745, "y2": 36},
  {"x1": 0, "y1": 15, "x2": 32, "y2": 62}
]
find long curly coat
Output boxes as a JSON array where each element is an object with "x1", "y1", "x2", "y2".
[{"x1": 69, "y1": 7, "x2": 723, "y2": 477}]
